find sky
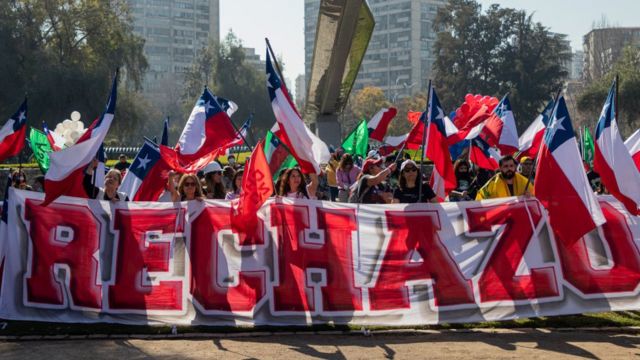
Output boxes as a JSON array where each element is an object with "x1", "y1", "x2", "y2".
[{"x1": 220, "y1": 0, "x2": 640, "y2": 95}]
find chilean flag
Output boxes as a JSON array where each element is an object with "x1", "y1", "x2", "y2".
[
  {"x1": 625, "y1": 129, "x2": 640, "y2": 171},
  {"x1": 469, "y1": 136, "x2": 500, "y2": 171},
  {"x1": 423, "y1": 86, "x2": 458, "y2": 200},
  {"x1": 0, "y1": 99, "x2": 27, "y2": 162},
  {"x1": 266, "y1": 46, "x2": 329, "y2": 174},
  {"x1": 222, "y1": 115, "x2": 252, "y2": 155},
  {"x1": 535, "y1": 95, "x2": 605, "y2": 243},
  {"x1": 594, "y1": 80, "x2": 640, "y2": 215},
  {"x1": 43, "y1": 122, "x2": 65, "y2": 151},
  {"x1": 367, "y1": 107, "x2": 397, "y2": 142},
  {"x1": 119, "y1": 139, "x2": 171, "y2": 201},
  {"x1": 481, "y1": 95, "x2": 519, "y2": 154},
  {"x1": 43, "y1": 72, "x2": 119, "y2": 206},
  {"x1": 518, "y1": 100, "x2": 554, "y2": 159},
  {"x1": 175, "y1": 87, "x2": 237, "y2": 165},
  {"x1": 160, "y1": 117, "x2": 169, "y2": 146}
]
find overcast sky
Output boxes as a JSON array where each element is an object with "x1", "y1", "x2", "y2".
[{"x1": 220, "y1": 0, "x2": 640, "y2": 93}]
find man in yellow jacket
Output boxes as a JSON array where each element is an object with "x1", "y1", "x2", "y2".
[{"x1": 476, "y1": 155, "x2": 534, "y2": 200}]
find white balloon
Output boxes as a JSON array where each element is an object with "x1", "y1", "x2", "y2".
[
  {"x1": 71, "y1": 111, "x2": 81, "y2": 122},
  {"x1": 62, "y1": 119, "x2": 73, "y2": 129},
  {"x1": 74, "y1": 120, "x2": 84, "y2": 131},
  {"x1": 69, "y1": 130, "x2": 80, "y2": 142},
  {"x1": 55, "y1": 124, "x2": 65, "y2": 134}
]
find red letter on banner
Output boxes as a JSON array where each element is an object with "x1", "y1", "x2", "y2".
[
  {"x1": 24, "y1": 199, "x2": 102, "y2": 309},
  {"x1": 555, "y1": 201, "x2": 640, "y2": 295},
  {"x1": 108, "y1": 209, "x2": 184, "y2": 311},
  {"x1": 466, "y1": 202, "x2": 559, "y2": 302},
  {"x1": 271, "y1": 204, "x2": 362, "y2": 313},
  {"x1": 369, "y1": 210, "x2": 474, "y2": 311},
  {"x1": 190, "y1": 206, "x2": 266, "y2": 313}
]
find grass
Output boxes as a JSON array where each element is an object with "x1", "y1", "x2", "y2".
[{"x1": 1, "y1": 312, "x2": 640, "y2": 337}]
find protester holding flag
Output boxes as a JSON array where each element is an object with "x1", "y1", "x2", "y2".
[
  {"x1": 351, "y1": 157, "x2": 396, "y2": 204},
  {"x1": 392, "y1": 159, "x2": 437, "y2": 203},
  {"x1": 476, "y1": 155, "x2": 533, "y2": 200},
  {"x1": 225, "y1": 170, "x2": 244, "y2": 201},
  {"x1": 277, "y1": 167, "x2": 319, "y2": 199},
  {"x1": 336, "y1": 153, "x2": 360, "y2": 202},
  {"x1": 168, "y1": 173, "x2": 204, "y2": 202},
  {"x1": 84, "y1": 159, "x2": 129, "y2": 202}
]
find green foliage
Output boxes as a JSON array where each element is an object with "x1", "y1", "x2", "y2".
[
  {"x1": 433, "y1": 0, "x2": 571, "y2": 131},
  {"x1": 578, "y1": 46, "x2": 640, "y2": 137},
  {"x1": 182, "y1": 31, "x2": 275, "y2": 143},
  {"x1": 0, "y1": 0, "x2": 147, "y2": 142}
]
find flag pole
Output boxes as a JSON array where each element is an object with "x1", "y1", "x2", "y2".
[
  {"x1": 265, "y1": 38, "x2": 290, "y2": 91},
  {"x1": 615, "y1": 74, "x2": 619, "y2": 123},
  {"x1": 418, "y1": 80, "x2": 433, "y2": 202}
]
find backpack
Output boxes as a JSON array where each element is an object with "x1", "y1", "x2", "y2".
[{"x1": 348, "y1": 177, "x2": 372, "y2": 203}]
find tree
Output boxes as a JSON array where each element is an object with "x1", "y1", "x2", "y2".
[
  {"x1": 182, "y1": 31, "x2": 275, "y2": 143},
  {"x1": 0, "y1": 0, "x2": 148, "y2": 143},
  {"x1": 578, "y1": 46, "x2": 640, "y2": 137},
  {"x1": 433, "y1": 0, "x2": 571, "y2": 131}
]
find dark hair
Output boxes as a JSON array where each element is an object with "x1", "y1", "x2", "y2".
[
  {"x1": 499, "y1": 155, "x2": 517, "y2": 167},
  {"x1": 231, "y1": 170, "x2": 244, "y2": 193},
  {"x1": 278, "y1": 167, "x2": 308, "y2": 197},
  {"x1": 398, "y1": 163, "x2": 420, "y2": 191},
  {"x1": 205, "y1": 171, "x2": 226, "y2": 199},
  {"x1": 454, "y1": 159, "x2": 471, "y2": 173},
  {"x1": 338, "y1": 153, "x2": 354, "y2": 170}
]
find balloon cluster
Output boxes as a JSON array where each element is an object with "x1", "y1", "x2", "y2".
[
  {"x1": 453, "y1": 94, "x2": 500, "y2": 128},
  {"x1": 54, "y1": 111, "x2": 87, "y2": 148}
]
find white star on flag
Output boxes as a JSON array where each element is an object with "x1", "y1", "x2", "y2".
[
  {"x1": 17, "y1": 111, "x2": 26, "y2": 122},
  {"x1": 204, "y1": 101, "x2": 215, "y2": 114},
  {"x1": 547, "y1": 116, "x2": 566, "y2": 140},
  {"x1": 136, "y1": 154, "x2": 151, "y2": 170}
]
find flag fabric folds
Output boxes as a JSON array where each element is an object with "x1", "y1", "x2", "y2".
[
  {"x1": 594, "y1": 80, "x2": 640, "y2": 215},
  {"x1": 367, "y1": 107, "x2": 397, "y2": 142},
  {"x1": 625, "y1": 129, "x2": 640, "y2": 171},
  {"x1": 582, "y1": 126, "x2": 595, "y2": 167},
  {"x1": 29, "y1": 128, "x2": 53, "y2": 174},
  {"x1": 469, "y1": 137, "x2": 500, "y2": 171},
  {"x1": 482, "y1": 95, "x2": 519, "y2": 154},
  {"x1": 535, "y1": 95, "x2": 605, "y2": 242},
  {"x1": 43, "y1": 122, "x2": 65, "y2": 151},
  {"x1": 43, "y1": 72, "x2": 119, "y2": 206},
  {"x1": 231, "y1": 140, "x2": 273, "y2": 235},
  {"x1": 222, "y1": 115, "x2": 253, "y2": 155},
  {"x1": 264, "y1": 130, "x2": 292, "y2": 180},
  {"x1": 0, "y1": 99, "x2": 27, "y2": 162},
  {"x1": 518, "y1": 100, "x2": 554, "y2": 159},
  {"x1": 175, "y1": 87, "x2": 237, "y2": 165},
  {"x1": 119, "y1": 139, "x2": 171, "y2": 201},
  {"x1": 342, "y1": 119, "x2": 368, "y2": 159},
  {"x1": 266, "y1": 48, "x2": 329, "y2": 174}
]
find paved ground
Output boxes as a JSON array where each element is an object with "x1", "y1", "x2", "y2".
[{"x1": 1, "y1": 330, "x2": 639, "y2": 359}]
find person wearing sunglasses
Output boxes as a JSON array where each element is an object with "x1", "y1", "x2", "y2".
[
  {"x1": 168, "y1": 173, "x2": 204, "y2": 202},
  {"x1": 351, "y1": 157, "x2": 395, "y2": 204},
  {"x1": 392, "y1": 159, "x2": 437, "y2": 204}
]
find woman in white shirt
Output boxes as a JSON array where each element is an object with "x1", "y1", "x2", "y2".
[{"x1": 277, "y1": 167, "x2": 318, "y2": 199}]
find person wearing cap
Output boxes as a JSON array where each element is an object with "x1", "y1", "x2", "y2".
[
  {"x1": 336, "y1": 153, "x2": 360, "y2": 202},
  {"x1": 352, "y1": 157, "x2": 396, "y2": 204},
  {"x1": 476, "y1": 155, "x2": 534, "y2": 200},
  {"x1": 518, "y1": 156, "x2": 535, "y2": 180},
  {"x1": 202, "y1": 161, "x2": 226, "y2": 199},
  {"x1": 392, "y1": 160, "x2": 437, "y2": 203}
]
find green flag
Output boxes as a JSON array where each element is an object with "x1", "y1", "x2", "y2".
[
  {"x1": 341, "y1": 119, "x2": 368, "y2": 158},
  {"x1": 583, "y1": 127, "x2": 595, "y2": 167},
  {"x1": 29, "y1": 128, "x2": 53, "y2": 174}
]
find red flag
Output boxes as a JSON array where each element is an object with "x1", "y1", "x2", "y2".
[
  {"x1": 407, "y1": 111, "x2": 422, "y2": 126},
  {"x1": 231, "y1": 140, "x2": 273, "y2": 234}
]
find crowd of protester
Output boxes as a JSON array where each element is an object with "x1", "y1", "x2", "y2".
[{"x1": 4, "y1": 147, "x2": 608, "y2": 205}]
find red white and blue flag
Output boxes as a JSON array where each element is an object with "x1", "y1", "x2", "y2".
[
  {"x1": 160, "y1": 117, "x2": 169, "y2": 146},
  {"x1": 174, "y1": 87, "x2": 237, "y2": 165},
  {"x1": 422, "y1": 86, "x2": 458, "y2": 200},
  {"x1": 625, "y1": 129, "x2": 640, "y2": 171},
  {"x1": 43, "y1": 122, "x2": 65, "y2": 151},
  {"x1": 266, "y1": 47, "x2": 329, "y2": 174},
  {"x1": 367, "y1": 107, "x2": 397, "y2": 142},
  {"x1": 119, "y1": 139, "x2": 172, "y2": 201},
  {"x1": 43, "y1": 73, "x2": 118, "y2": 206},
  {"x1": 222, "y1": 115, "x2": 252, "y2": 155},
  {"x1": 518, "y1": 100, "x2": 554, "y2": 159},
  {"x1": 535, "y1": 95, "x2": 605, "y2": 242},
  {"x1": 481, "y1": 95, "x2": 519, "y2": 154},
  {"x1": 469, "y1": 136, "x2": 500, "y2": 171},
  {"x1": 0, "y1": 99, "x2": 27, "y2": 162},
  {"x1": 594, "y1": 80, "x2": 640, "y2": 215}
]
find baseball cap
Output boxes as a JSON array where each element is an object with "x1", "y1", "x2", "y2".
[{"x1": 362, "y1": 157, "x2": 383, "y2": 174}]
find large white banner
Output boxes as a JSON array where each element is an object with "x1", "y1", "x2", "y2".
[{"x1": 1, "y1": 189, "x2": 640, "y2": 326}]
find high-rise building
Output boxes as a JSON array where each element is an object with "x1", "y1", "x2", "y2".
[
  {"x1": 128, "y1": 0, "x2": 220, "y2": 94},
  {"x1": 242, "y1": 47, "x2": 265, "y2": 74},
  {"x1": 583, "y1": 27, "x2": 640, "y2": 81},
  {"x1": 304, "y1": 0, "x2": 448, "y2": 101},
  {"x1": 570, "y1": 51, "x2": 585, "y2": 80},
  {"x1": 295, "y1": 74, "x2": 306, "y2": 109}
]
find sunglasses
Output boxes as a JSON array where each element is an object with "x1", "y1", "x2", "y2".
[
  {"x1": 183, "y1": 182, "x2": 197, "y2": 187},
  {"x1": 403, "y1": 167, "x2": 418, "y2": 172}
]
